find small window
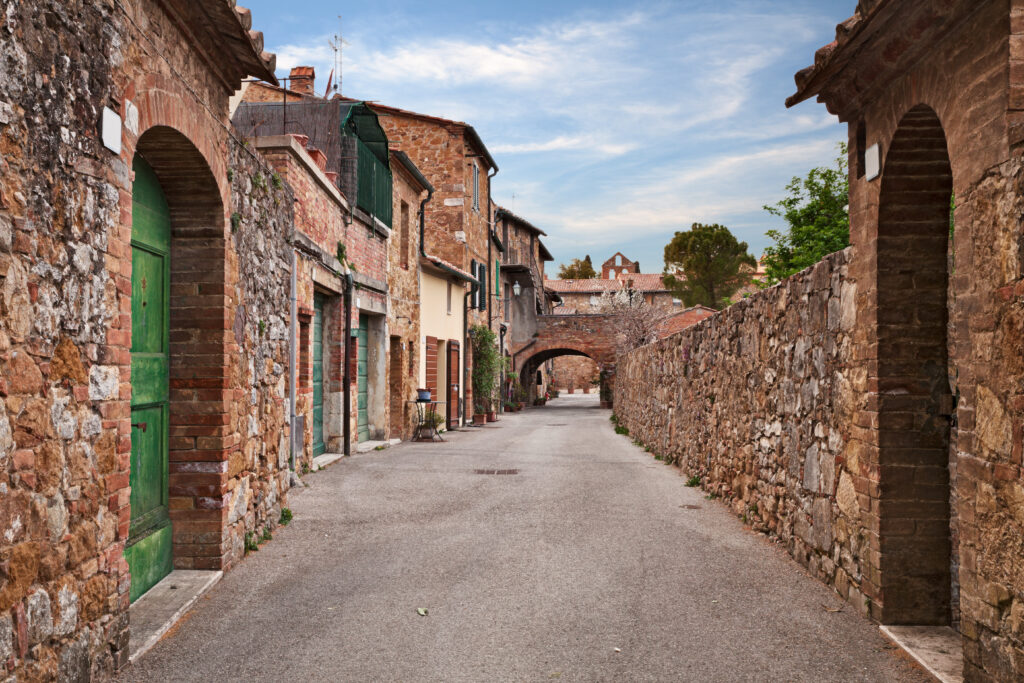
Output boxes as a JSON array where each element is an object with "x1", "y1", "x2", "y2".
[
  {"x1": 447, "y1": 281, "x2": 453, "y2": 314},
  {"x1": 616, "y1": 254, "x2": 623, "y2": 265},
  {"x1": 472, "y1": 162, "x2": 480, "y2": 213},
  {"x1": 400, "y1": 201, "x2": 410, "y2": 269}
]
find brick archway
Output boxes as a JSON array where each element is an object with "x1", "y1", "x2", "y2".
[
  {"x1": 873, "y1": 104, "x2": 955, "y2": 626},
  {"x1": 133, "y1": 125, "x2": 233, "y2": 571},
  {"x1": 513, "y1": 314, "x2": 618, "y2": 401}
]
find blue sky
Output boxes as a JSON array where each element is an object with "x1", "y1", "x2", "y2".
[{"x1": 243, "y1": 0, "x2": 854, "y2": 275}]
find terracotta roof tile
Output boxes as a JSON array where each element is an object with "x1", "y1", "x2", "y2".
[
  {"x1": 545, "y1": 273, "x2": 669, "y2": 294},
  {"x1": 656, "y1": 306, "x2": 717, "y2": 339}
]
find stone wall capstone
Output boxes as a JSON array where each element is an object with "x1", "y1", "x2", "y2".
[{"x1": 613, "y1": 249, "x2": 870, "y2": 612}]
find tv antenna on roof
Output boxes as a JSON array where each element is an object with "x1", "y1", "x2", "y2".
[{"x1": 329, "y1": 16, "x2": 350, "y2": 96}]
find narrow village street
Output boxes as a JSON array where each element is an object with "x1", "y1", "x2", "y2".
[{"x1": 119, "y1": 396, "x2": 928, "y2": 683}]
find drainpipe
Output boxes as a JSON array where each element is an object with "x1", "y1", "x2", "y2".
[
  {"x1": 419, "y1": 186, "x2": 433, "y2": 260},
  {"x1": 486, "y1": 167, "x2": 498, "y2": 329},
  {"x1": 288, "y1": 248, "x2": 297, "y2": 470},
  {"x1": 463, "y1": 287, "x2": 471, "y2": 427},
  {"x1": 343, "y1": 272, "x2": 353, "y2": 456},
  {"x1": 499, "y1": 324, "x2": 507, "y2": 413}
]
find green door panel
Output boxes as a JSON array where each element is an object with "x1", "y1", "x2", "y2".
[
  {"x1": 357, "y1": 317, "x2": 370, "y2": 442},
  {"x1": 124, "y1": 524, "x2": 173, "y2": 604},
  {"x1": 312, "y1": 294, "x2": 325, "y2": 457},
  {"x1": 127, "y1": 156, "x2": 172, "y2": 603}
]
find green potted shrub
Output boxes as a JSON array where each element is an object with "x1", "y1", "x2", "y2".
[{"x1": 470, "y1": 324, "x2": 501, "y2": 425}]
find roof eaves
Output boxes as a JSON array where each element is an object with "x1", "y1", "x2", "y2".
[
  {"x1": 495, "y1": 206, "x2": 547, "y2": 236},
  {"x1": 366, "y1": 101, "x2": 498, "y2": 171},
  {"x1": 786, "y1": 1, "x2": 890, "y2": 109},
  {"x1": 391, "y1": 150, "x2": 434, "y2": 193}
]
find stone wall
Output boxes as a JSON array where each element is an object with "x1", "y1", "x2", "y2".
[
  {"x1": 0, "y1": 0, "x2": 289, "y2": 677},
  {"x1": 387, "y1": 161, "x2": 425, "y2": 441},
  {"x1": 223, "y1": 139, "x2": 292, "y2": 565},
  {"x1": 552, "y1": 357, "x2": 599, "y2": 393},
  {"x1": 614, "y1": 250, "x2": 869, "y2": 613}
]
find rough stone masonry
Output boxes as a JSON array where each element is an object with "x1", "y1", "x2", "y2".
[
  {"x1": 0, "y1": 0, "x2": 290, "y2": 679},
  {"x1": 614, "y1": 250, "x2": 867, "y2": 613}
]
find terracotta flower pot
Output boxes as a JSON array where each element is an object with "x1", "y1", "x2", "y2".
[
  {"x1": 487, "y1": 412, "x2": 497, "y2": 422},
  {"x1": 473, "y1": 413, "x2": 487, "y2": 426}
]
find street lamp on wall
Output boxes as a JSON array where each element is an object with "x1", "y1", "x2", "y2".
[{"x1": 512, "y1": 281, "x2": 522, "y2": 297}]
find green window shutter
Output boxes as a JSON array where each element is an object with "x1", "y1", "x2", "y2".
[
  {"x1": 470, "y1": 259, "x2": 479, "y2": 308},
  {"x1": 495, "y1": 261, "x2": 501, "y2": 298},
  {"x1": 479, "y1": 264, "x2": 487, "y2": 312}
]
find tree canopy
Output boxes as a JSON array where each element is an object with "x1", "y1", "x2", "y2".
[
  {"x1": 663, "y1": 223, "x2": 756, "y2": 309},
  {"x1": 762, "y1": 144, "x2": 850, "y2": 285},
  {"x1": 557, "y1": 255, "x2": 597, "y2": 279}
]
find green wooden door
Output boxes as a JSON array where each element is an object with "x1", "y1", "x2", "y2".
[
  {"x1": 312, "y1": 294, "x2": 326, "y2": 456},
  {"x1": 357, "y1": 317, "x2": 370, "y2": 442},
  {"x1": 126, "y1": 157, "x2": 173, "y2": 602}
]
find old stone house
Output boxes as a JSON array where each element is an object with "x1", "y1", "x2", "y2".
[
  {"x1": 0, "y1": 0, "x2": 294, "y2": 677},
  {"x1": 246, "y1": 134, "x2": 349, "y2": 472},
  {"x1": 494, "y1": 208, "x2": 558, "y2": 402},
  {"x1": 233, "y1": 88, "x2": 394, "y2": 448},
  {"x1": 387, "y1": 151, "x2": 428, "y2": 441},
  {"x1": 366, "y1": 102, "x2": 500, "y2": 423}
]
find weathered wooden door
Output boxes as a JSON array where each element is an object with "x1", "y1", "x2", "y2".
[
  {"x1": 126, "y1": 157, "x2": 173, "y2": 602},
  {"x1": 312, "y1": 293, "x2": 325, "y2": 456},
  {"x1": 357, "y1": 316, "x2": 370, "y2": 442},
  {"x1": 447, "y1": 341, "x2": 460, "y2": 429}
]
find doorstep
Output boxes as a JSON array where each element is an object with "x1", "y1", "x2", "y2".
[
  {"x1": 880, "y1": 625, "x2": 963, "y2": 683},
  {"x1": 312, "y1": 453, "x2": 344, "y2": 471},
  {"x1": 128, "y1": 570, "x2": 223, "y2": 663}
]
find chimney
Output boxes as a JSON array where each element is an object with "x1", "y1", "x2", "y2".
[{"x1": 289, "y1": 66, "x2": 315, "y2": 96}]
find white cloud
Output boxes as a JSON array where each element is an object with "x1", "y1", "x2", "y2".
[{"x1": 265, "y1": 2, "x2": 846, "y2": 269}]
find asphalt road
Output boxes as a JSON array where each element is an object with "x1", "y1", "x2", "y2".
[{"x1": 120, "y1": 394, "x2": 930, "y2": 682}]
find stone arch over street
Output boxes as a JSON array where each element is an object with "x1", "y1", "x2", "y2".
[{"x1": 513, "y1": 314, "x2": 618, "y2": 403}]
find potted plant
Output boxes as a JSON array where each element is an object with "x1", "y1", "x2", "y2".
[{"x1": 470, "y1": 324, "x2": 501, "y2": 425}]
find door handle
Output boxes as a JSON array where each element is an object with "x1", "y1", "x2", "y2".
[{"x1": 131, "y1": 422, "x2": 148, "y2": 432}]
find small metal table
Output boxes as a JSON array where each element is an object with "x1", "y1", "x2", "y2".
[{"x1": 409, "y1": 400, "x2": 447, "y2": 442}]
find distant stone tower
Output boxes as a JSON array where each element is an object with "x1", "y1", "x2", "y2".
[{"x1": 601, "y1": 252, "x2": 639, "y2": 279}]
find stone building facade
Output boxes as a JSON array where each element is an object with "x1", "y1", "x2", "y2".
[
  {"x1": 251, "y1": 135, "x2": 349, "y2": 470},
  {"x1": 387, "y1": 152, "x2": 428, "y2": 441},
  {"x1": 617, "y1": 1, "x2": 1024, "y2": 678},
  {"x1": 369, "y1": 104, "x2": 500, "y2": 422},
  {"x1": 601, "y1": 252, "x2": 639, "y2": 279},
  {"x1": 494, "y1": 208, "x2": 557, "y2": 400},
  {"x1": 234, "y1": 88, "x2": 394, "y2": 447},
  {"x1": 0, "y1": 0, "x2": 291, "y2": 677}
]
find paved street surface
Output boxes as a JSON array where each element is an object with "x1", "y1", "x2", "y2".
[{"x1": 120, "y1": 395, "x2": 929, "y2": 682}]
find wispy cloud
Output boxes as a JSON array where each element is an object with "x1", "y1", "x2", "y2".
[{"x1": 266, "y1": 1, "x2": 845, "y2": 270}]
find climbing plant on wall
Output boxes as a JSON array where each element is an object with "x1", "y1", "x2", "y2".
[{"x1": 470, "y1": 324, "x2": 501, "y2": 413}]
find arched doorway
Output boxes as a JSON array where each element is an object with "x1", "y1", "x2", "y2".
[
  {"x1": 127, "y1": 156, "x2": 173, "y2": 601},
  {"x1": 875, "y1": 104, "x2": 956, "y2": 626},
  {"x1": 127, "y1": 126, "x2": 226, "y2": 601}
]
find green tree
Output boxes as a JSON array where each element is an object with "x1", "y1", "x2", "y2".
[
  {"x1": 762, "y1": 144, "x2": 850, "y2": 285},
  {"x1": 557, "y1": 255, "x2": 597, "y2": 279},
  {"x1": 663, "y1": 223, "x2": 756, "y2": 309}
]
